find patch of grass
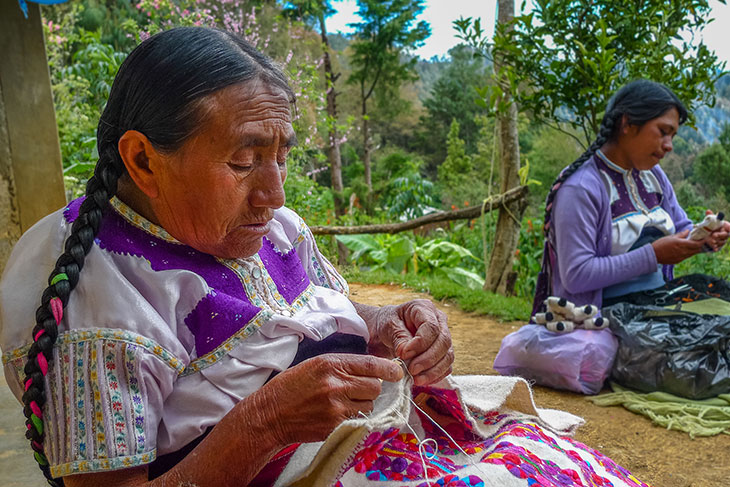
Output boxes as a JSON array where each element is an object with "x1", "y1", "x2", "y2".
[{"x1": 343, "y1": 268, "x2": 531, "y2": 322}]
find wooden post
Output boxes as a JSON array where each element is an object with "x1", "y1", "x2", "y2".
[{"x1": 0, "y1": 1, "x2": 66, "y2": 273}]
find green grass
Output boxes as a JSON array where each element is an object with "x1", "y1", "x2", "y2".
[{"x1": 342, "y1": 268, "x2": 532, "y2": 322}]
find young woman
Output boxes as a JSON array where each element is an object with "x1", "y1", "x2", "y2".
[{"x1": 533, "y1": 80, "x2": 730, "y2": 314}]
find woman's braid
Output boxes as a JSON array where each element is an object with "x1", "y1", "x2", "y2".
[
  {"x1": 542, "y1": 111, "x2": 620, "y2": 239},
  {"x1": 21, "y1": 149, "x2": 124, "y2": 486}
]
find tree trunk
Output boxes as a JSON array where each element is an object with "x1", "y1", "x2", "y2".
[
  {"x1": 484, "y1": 0, "x2": 526, "y2": 295},
  {"x1": 361, "y1": 90, "x2": 372, "y2": 192},
  {"x1": 317, "y1": 12, "x2": 348, "y2": 265},
  {"x1": 318, "y1": 12, "x2": 344, "y2": 215}
]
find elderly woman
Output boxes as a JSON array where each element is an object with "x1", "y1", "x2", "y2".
[{"x1": 2, "y1": 28, "x2": 652, "y2": 487}]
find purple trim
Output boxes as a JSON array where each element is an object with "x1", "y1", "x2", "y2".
[
  {"x1": 95, "y1": 206, "x2": 259, "y2": 355},
  {"x1": 631, "y1": 171, "x2": 662, "y2": 209},
  {"x1": 595, "y1": 158, "x2": 635, "y2": 218},
  {"x1": 259, "y1": 237, "x2": 310, "y2": 304},
  {"x1": 64, "y1": 197, "x2": 85, "y2": 224},
  {"x1": 92, "y1": 204, "x2": 312, "y2": 357},
  {"x1": 184, "y1": 291, "x2": 261, "y2": 356},
  {"x1": 96, "y1": 207, "x2": 245, "y2": 297}
]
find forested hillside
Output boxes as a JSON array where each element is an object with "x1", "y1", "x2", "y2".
[{"x1": 40, "y1": 0, "x2": 730, "y2": 313}]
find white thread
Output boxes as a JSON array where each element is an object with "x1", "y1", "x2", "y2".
[
  {"x1": 392, "y1": 407, "x2": 432, "y2": 486},
  {"x1": 389, "y1": 358, "x2": 490, "y2": 480}
]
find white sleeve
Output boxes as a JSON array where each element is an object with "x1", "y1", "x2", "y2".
[
  {"x1": 2, "y1": 330, "x2": 185, "y2": 477},
  {"x1": 276, "y1": 207, "x2": 349, "y2": 296}
]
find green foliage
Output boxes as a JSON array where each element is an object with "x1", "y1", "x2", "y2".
[
  {"x1": 385, "y1": 174, "x2": 438, "y2": 220},
  {"x1": 61, "y1": 30, "x2": 127, "y2": 108},
  {"x1": 691, "y1": 125, "x2": 730, "y2": 201},
  {"x1": 490, "y1": 0, "x2": 727, "y2": 146},
  {"x1": 514, "y1": 216, "x2": 545, "y2": 299},
  {"x1": 343, "y1": 268, "x2": 531, "y2": 321},
  {"x1": 438, "y1": 120, "x2": 472, "y2": 189},
  {"x1": 336, "y1": 232, "x2": 484, "y2": 289},
  {"x1": 348, "y1": 0, "x2": 431, "y2": 105},
  {"x1": 417, "y1": 44, "x2": 490, "y2": 169}
]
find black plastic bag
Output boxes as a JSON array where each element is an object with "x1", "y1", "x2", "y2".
[{"x1": 605, "y1": 303, "x2": 730, "y2": 399}]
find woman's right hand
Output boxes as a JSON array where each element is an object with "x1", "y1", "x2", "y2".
[
  {"x1": 651, "y1": 229, "x2": 705, "y2": 264},
  {"x1": 257, "y1": 353, "x2": 404, "y2": 446}
]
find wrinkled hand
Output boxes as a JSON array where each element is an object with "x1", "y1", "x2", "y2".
[
  {"x1": 703, "y1": 209, "x2": 730, "y2": 252},
  {"x1": 261, "y1": 354, "x2": 403, "y2": 446},
  {"x1": 652, "y1": 229, "x2": 705, "y2": 264},
  {"x1": 374, "y1": 299, "x2": 453, "y2": 386}
]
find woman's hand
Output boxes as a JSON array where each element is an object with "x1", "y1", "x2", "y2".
[
  {"x1": 371, "y1": 299, "x2": 453, "y2": 386},
  {"x1": 651, "y1": 229, "x2": 705, "y2": 264},
  {"x1": 260, "y1": 353, "x2": 403, "y2": 446},
  {"x1": 703, "y1": 210, "x2": 730, "y2": 252}
]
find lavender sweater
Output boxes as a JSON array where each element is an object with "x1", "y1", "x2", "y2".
[{"x1": 548, "y1": 155, "x2": 693, "y2": 309}]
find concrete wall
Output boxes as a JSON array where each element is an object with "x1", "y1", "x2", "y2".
[{"x1": 0, "y1": 1, "x2": 67, "y2": 274}]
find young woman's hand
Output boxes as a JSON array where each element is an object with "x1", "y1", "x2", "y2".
[
  {"x1": 261, "y1": 353, "x2": 403, "y2": 446},
  {"x1": 651, "y1": 229, "x2": 705, "y2": 264},
  {"x1": 703, "y1": 209, "x2": 730, "y2": 252}
]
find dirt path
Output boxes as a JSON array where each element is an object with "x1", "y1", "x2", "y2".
[{"x1": 350, "y1": 282, "x2": 730, "y2": 487}]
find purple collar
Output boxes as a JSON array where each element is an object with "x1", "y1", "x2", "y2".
[{"x1": 65, "y1": 196, "x2": 311, "y2": 358}]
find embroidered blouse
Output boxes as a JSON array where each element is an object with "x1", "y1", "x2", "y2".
[
  {"x1": 0, "y1": 197, "x2": 369, "y2": 478},
  {"x1": 594, "y1": 150, "x2": 675, "y2": 297}
]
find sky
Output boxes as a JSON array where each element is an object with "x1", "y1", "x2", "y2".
[{"x1": 326, "y1": 0, "x2": 730, "y2": 65}]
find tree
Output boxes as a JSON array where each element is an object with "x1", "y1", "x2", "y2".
[
  {"x1": 483, "y1": 0, "x2": 525, "y2": 295},
  {"x1": 418, "y1": 44, "x2": 490, "y2": 173},
  {"x1": 692, "y1": 123, "x2": 730, "y2": 200},
  {"x1": 282, "y1": 0, "x2": 346, "y2": 216},
  {"x1": 437, "y1": 119, "x2": 472, "y2": 197},
  {"x1": 454, "y1": 0, "x2": 526, "y2": 295},
  {"x1": 347, "y1": 0, "x2": 431, "y2": 192},
  {"x1": 492, "y1": 0, "x2": 727, "y2": 147}
]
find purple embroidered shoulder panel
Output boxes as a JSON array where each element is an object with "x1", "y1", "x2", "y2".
[
  {"x1": 595, "y1": 158, "x2": 662, "y2": 220},
  {"x1": 258, "y1": 238, "x2": 310, "y2": 304},
  {"x1": 63, "y1": 198, "x2": 312, "y2": 357}
]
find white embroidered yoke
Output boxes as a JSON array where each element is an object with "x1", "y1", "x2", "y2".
[{"x1": 0, "y1": 197, "x2": 368, "y2": 477}]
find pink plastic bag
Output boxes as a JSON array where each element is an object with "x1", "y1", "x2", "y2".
[{"x1": 493, "y1": 324, "x2": 618, "y2": 395}]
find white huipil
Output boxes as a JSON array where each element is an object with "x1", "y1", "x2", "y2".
[{"x1": 0, "y1": 196, "x2": 369, "y2": 477}]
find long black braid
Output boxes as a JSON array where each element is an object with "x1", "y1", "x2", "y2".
[
  {"x1": 19, "y1": 27, "x2": 293, "y2": 486},
  {"x1": 532, "y1": 79, "x2": 688, "y2": 314}
]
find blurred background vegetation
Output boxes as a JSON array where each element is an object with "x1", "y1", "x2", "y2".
[{"x1": 40, "y1": 0, "x2": 730, "y2": 321}]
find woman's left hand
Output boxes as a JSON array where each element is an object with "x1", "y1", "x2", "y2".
[
  {"x1": 704, "y1": 210, "x2": 730, "y2": 252},
  {"x1": 373, "y1": 299, "x2": 453, "y2": 386}
]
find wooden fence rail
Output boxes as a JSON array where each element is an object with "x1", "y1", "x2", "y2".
[{"x1": 309, "y1": 185, "x2": 528, "y2": 235}]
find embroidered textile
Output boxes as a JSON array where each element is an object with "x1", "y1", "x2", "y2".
[
  {"x1": 276, "y1": 373, "x2": 651, "y2": 487},
  {"x1": 1, "y1": 199, "x2": 367, "y2": 474}
]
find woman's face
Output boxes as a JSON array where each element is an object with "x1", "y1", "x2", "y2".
[
  {"x1": 149, "y1": 80, "x2": 295, "y2": 259},
  {"x1": 619, "y1": 107, "x2": 679, "y2": 171}
]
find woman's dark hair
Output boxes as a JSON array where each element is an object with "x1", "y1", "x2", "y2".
[
  {"x1": 532, "y1": 79, "x2": 688, "y2": 314},
  {"x1": 21, "y1": 27, "x2": 292, "y2": 486}
]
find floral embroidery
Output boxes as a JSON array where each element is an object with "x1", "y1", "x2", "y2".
[
  {"x1": 344, "y1": 427, "x2": 459, "y2": 483},
  {"x1": 181, "y1": 309, "x2": 272, "y2": 376},
  {"x1": 74, "y1": 342, "x2": 87, "y2": 460},
  {"x1": 332, "y1": 386, "x2": 650, "y2": 487},
  {"x1": 104, "y1": 342, "x2": 128, "y2": 457},
  {"x1": 109, "y1": 196, "x2": 180, "y2": 244},
  {"x1": 50, "y1": 451, "x2": 157, "y2": 478},
  {"x1": 2, "y1": 328, "x2": 184, "y2": 374},
  {"x1": 61, "y1": 344, "x2": 72, "y2": 463},
  {"x1": 220, "y1": 256, "x2": 287, "y2": 310},
  {"x1": 125, "y1": 344, "x2": 146, "y2": 455},
  {"x1": 294, "y1": 215, "x2": 308, "y2": 246},
  {"x1": 89, "y1": 343, "x2": 107, "y2": 459}
]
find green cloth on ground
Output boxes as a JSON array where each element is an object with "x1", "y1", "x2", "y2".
[
  {"x1": 586, "y1": 382, "x2": 730, "y2": 438},
  {"x1": 664, "y1": 297, "x2": 730, "y2": 315}
]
